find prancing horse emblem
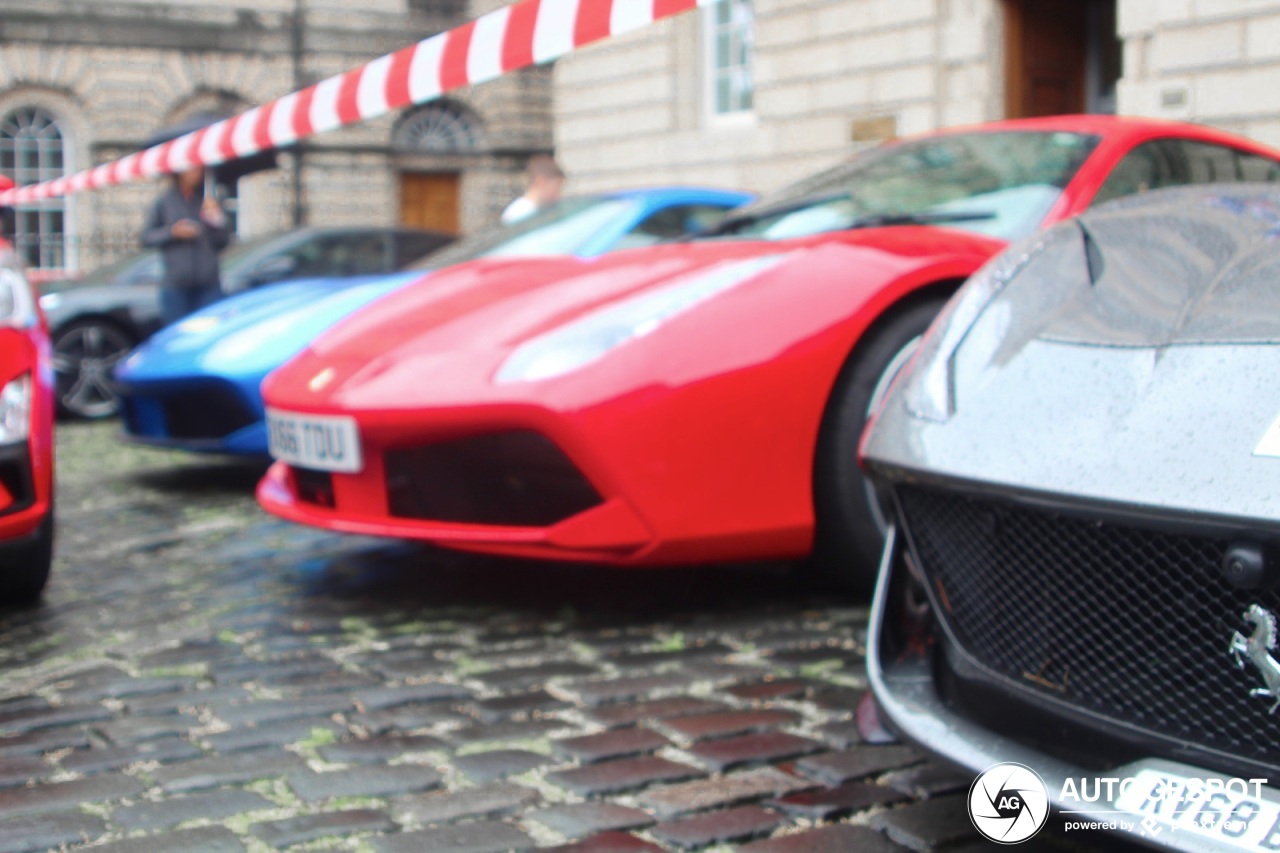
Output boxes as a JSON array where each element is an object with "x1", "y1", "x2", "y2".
[{"x1": 1229, "y1": 604, "x2": 1280, "y2": 714}]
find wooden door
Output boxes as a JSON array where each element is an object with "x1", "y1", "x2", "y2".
[
  {"x1": 400, "y1": 172, "x2": 461, "y2": 235},
  {"x1": 1004, "y1": 0, "x2": 1088, "y2": 118}
]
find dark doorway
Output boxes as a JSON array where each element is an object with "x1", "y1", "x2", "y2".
[{"x1": 1003, "y1": 0, "x2": 1121, "y2": 118}]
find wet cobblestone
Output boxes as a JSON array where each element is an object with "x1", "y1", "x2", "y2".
[{"x1": 0, "y1": 422, "x2": 1137, "y2": 851}]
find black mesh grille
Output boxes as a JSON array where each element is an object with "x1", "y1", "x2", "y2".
[
  {"x1": 897, "y1": 485, "x2": 1280, "y2": 766},
  {"x1": 161, "y1": 387, "x2": 257, "y2": 440},
  {"x1": 385, "y1": 431, "x2": 602, "y2": 527}
]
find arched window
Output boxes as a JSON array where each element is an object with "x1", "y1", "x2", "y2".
[
  {"x1": 0, "y1": 107, "x2": 71, "y2": 271},
  {"x1": 393, "y1": 102, "x2": 484, "y2": 154}
]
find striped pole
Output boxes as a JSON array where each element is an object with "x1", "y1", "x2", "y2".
[{"x1": 0, "y1": 0, "x2": 717, "y2": 206}]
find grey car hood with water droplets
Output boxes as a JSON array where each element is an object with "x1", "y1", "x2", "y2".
[{"x1": 862, "y1": 183, "x2": 1280, "y2": 525}]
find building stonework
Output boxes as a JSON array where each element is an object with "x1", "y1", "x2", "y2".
[
  {"x1": 1117, "y1": 1, "x2": 1280, "y2": 146},
  {"x1": 0, "y1": 0, "x2": 552, "y2": 273},
  {"x1": 554, "y1": 0, "x2": 1280, "y2": 199},
  {"x1": 8, "y1": 0, "x2": 1280, "y2": 273},
  {"x1": 554, "y1": 0, "x2": 1004, "y2": 197}
]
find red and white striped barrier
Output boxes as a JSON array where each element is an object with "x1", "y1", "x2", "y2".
[{"x1": 0, "y1": 0, "x2": 716, "y2": 207}]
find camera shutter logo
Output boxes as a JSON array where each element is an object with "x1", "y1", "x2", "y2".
[{"x1": 968, "y1": 762, "x2": 1050, "y2": 844}]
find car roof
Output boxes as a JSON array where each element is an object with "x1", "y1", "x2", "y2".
[
  {"x1": 279, "y1": 225, "x2": 445, "y2": 238},
  {"x1": 598, "y1": 186, "x2": 755, "y2": 204},
  {"x1": 915, "y1": 114, "x2": 1275, "y2": 153}
]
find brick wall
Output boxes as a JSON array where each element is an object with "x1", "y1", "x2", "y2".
[
  {"x1": 1117, "y1": 0, "x2": 1280, "y2": 146},
  {"x1": 556, "y1": 0, "x2": 1280, "y2": 199},
  {"x1": 0, "y1": 0, "x2": 551, "y2": 272},
  {"x1": 554, "y1": 0, "x2": 1004, "y2": 197}
]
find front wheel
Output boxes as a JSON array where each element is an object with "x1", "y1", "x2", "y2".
[
  {"x1": 52, "y1": 319, "x2": 136, "y2": 419},
  {"x1": 811, "y1": 297, "x2": 947, "y2": 595},
  {"x1": 0, "y1": 511, "x2": 53, "y2": 603}
]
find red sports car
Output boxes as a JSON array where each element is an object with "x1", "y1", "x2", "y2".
[
  {"x1": 0, "y1": 178, "x2": 56, "y2": 601},
  {"x1": 257, "y1": 116, "x2": 1280, "y2": 592}
]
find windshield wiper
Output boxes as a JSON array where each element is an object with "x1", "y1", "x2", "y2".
[
  {"x1": 691, "y1": 204, "x2": 998, "y2": 241},
  {"x1": 693, "y1": 192, "x2": 853, "y2": 238},
  {"x1": 846, "y1": 210, "x2": 997, "y2": 229}
]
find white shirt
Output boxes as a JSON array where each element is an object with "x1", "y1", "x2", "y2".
[{"x1": 501, "y1": 196, "x2": 538, "y2": 225}]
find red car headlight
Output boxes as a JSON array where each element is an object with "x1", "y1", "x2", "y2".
[{"x1": 0, "y1": 374, "x2": 31, "y2": 445}]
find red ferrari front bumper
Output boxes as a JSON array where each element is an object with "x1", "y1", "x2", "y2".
[
  {"x1": 259, "y1": 461, "x2": 656, "y2": 562},
  {"x1": 255, "y1": 392, "x2": 817, "y2": 566}
]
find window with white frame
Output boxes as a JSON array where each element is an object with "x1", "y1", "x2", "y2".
[
  {"x1": 0, "y1": 107, "x2": 72, "y2": 272},
  {"x1": 704, "y1": 0, "x2": 754, "y2": 117}
]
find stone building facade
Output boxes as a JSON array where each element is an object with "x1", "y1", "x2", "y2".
[
  {"x1": 1118, "y1": 1, "x2": 1280, "y2": 145},
  {"x1": 553, "y1": 0, "x2": 1280, "y2": 196},
  {"x1": 0, "y1": 0, "x2": 553, "y2": 275}
]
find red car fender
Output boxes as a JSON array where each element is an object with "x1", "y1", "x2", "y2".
[{"x1": 500, "y1": 231, "x2": 1000, "y2": 563}]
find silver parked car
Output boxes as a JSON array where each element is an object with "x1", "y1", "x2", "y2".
[{"x1": 861, "y1": 184, "x2": 1280, "y2": 850}]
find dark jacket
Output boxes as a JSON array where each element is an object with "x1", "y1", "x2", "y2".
[{"x1": 140, "y1": 185, "x2": 230, "y2": 289}]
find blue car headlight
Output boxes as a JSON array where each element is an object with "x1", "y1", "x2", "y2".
[
  {"x1": 175, "y1": 314, "x2": 227, "y2": 335},
  {"x1": 495, "y1": 254, "x2": 789, "y2": 384}
]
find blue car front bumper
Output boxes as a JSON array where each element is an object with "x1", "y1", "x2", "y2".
[{"x1": 117, "y1": 375, "x2": 268, "y2": 456}]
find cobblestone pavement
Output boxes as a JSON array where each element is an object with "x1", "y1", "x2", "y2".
[{"x1": 0, "y1": 421, "x2": 1137, "y2": 852}]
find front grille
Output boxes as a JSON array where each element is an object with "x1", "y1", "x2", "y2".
[
  {"x1": 897, "y1": 485, "x2": 1280, "y2": 768},
  {"x1": 160, "y1": 387, "x2": 257, "y2": 441},
  {"x1": 385, "y1": 431, "x2": 602, "y2": 527}
]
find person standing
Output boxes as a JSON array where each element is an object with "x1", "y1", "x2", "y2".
[
  {"x1": 141, "y1": 165, "x2": 230, "y2": 325},
  {"x1": 501, "y1": 154, "x2": 565, "y2": 225}
]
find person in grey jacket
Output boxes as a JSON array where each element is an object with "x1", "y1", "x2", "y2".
[{"x1": 141, "y1": 165, "x2": 230, "y2": 325}]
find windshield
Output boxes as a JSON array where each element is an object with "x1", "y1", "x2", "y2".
[
  {"x1": 409, "y1": 196, "x2": 638, "y2": 270},
  {"x1": 707, "y1": 130, "x2": 1101, "y2": 242}
]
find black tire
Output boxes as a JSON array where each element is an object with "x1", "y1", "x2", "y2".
[
  {"x1": 0, "y1": 510, "x2": 53, "y2": 604},
  {"x1": 810, "y1": 297, "x2": 948, "y2": 596},
  {"x1": 52, "y1": 319, "x2": 136, "y2": 419}
]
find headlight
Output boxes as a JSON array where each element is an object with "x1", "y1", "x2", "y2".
[
  {"x1": 0, "y1": 374, "x2": 31, "y2": 445},
  {"x1": 37, "y1": 292, "x2": 61, "y2": 312},
  {"x1": 0, "y1": 267, "x2": 38, "y2": 329},
  {"x1": 495, "y1": 254, "x2": 789, "y2": 384},
  {"x1": 902, "y1": 233, "x2": 1051, "y2": 422},
  {"x1": 176, "y1": 315, "x2": 225, "y2": 335}
]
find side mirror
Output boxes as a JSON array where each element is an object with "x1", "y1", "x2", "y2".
[{"x1": 248, "y1": 255, "x2": 298, "y2": 287}]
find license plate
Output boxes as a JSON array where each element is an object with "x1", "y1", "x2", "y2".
[
  {"x1": 1116, "y1": 768, "x2": 1280, "y2": 849},
  {"x1": 266, "y1": 409, "x2": 362, "y2": 474}
]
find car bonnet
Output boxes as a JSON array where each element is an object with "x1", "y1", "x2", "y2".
[
  {"x1": 118, "y1": 271, "x2": 424, "y2": 379},
  {"x1": 264, "y1": 242, "x2": 798, "y2": 407},
  {"x1": 865, "y1": 184, "x2": 1280, "y2": 524}
]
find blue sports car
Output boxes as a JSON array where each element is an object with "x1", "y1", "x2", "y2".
[{"x1": 114, "y1": 187, "x2": 752, "y2": 456}]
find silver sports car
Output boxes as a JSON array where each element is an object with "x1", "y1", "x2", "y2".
[{"x1": 860, "y1": 184, "x2": 1280, "y2": 851}]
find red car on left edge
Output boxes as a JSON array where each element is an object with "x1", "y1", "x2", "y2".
[{"x1": 0, "y1": 176, "x2": 56, "y2": 601}]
